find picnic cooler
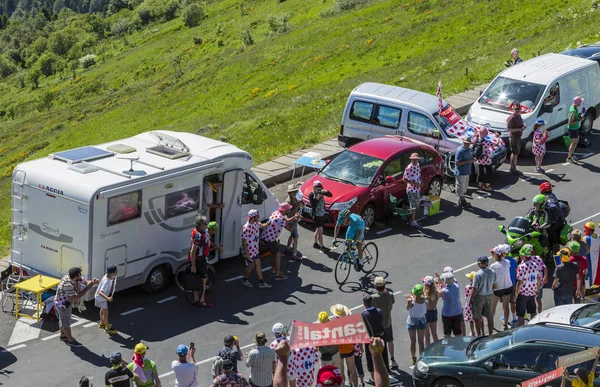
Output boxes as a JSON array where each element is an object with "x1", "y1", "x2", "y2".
[{"x1": 424, "y1": 195, "x2": 441, "y2": 216}]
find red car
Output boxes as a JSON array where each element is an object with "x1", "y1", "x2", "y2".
[{"x1": 299, "y1": 136, "x2": 444, "y2": 228}]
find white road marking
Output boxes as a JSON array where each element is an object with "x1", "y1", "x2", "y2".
[
  {"x1": 454, "y1": 262, "x2": 478, "y2": 273},
  {"x1": 571, "y1": 211, "x2": 600, "y2": 227},
  {"x1": 120, "y1": 307, "x2": 144, "y2": 316},
  {"x1": 225, "y1": 266, "x2": 272, "y2": 282},
  {"x1": 476, "y1": 193, "x2": 491, "y2": 199},
  {"x1": 84, "y1": 321, "x2": 99, "y2": 328},
  {"x1": 2, "y1": 344, "x2": 27, "y2": 352},
  {"x1": 521, "y1": 171, "x2": 542, "y2": 176},
  {"x1": 7, "y1": 318, "x2": 44, "y2": 347},
  {"x1": 377, "y1": 228, "x2": 393, "y2": 235},
  {"x1": 157, "y1": 296, "x2": 178, "y2": 304},
  {"x1": 581, "y1": 152, "x2": 594, "y2": 159},
  {"x1": 41, "y1": 333, "x2": 60, "y2": 341},
  {"x1": 545, "y1": 169, "x2": 555, "y2": 173}
]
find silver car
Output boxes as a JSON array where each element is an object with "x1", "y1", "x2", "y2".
[{"x1": 528, "y1": 302, "x2": 600, "y2": 328}]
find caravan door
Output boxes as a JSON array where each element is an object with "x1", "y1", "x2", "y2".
[
  {"x1": 221, "y1": 170, "x2": 244, "y2": 259},
  {"x1": 105, "y1": 245, "x2": 127, "y2": 278}
]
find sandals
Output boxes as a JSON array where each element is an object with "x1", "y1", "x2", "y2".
[{"x1": 196, "y1": 300, "x2": 213, "y2": 307}]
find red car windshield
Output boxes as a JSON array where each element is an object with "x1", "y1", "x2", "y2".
[{"x1": 319, "y1": 150, "x2": 383, "y2": 187}]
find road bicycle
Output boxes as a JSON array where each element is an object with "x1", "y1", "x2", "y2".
[
  {"x1": 174, "y1": 258, "x2": 216, "y2": 304},
  {"x1": 333, "y1": 238, "x2": 379, "y2": 285}
]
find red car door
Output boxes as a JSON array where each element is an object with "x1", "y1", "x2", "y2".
[
  {"x1": 370, "y1": 152, "x2": 410, "y2": 213},
  {"x1": 416, "y1": 148, "x2": 442, "y2": 195}
]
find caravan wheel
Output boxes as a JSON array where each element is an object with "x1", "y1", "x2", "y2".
[{"x1": 142, "y1": 265, "x2": 169, "y2": 294}]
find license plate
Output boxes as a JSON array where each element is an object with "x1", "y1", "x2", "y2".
[{"x1": 303, "y1": 207, "x2": 312, "y2": 216}]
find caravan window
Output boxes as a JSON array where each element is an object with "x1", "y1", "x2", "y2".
[
  {"x1": 108, "y1": 191, "x2": 142, "y2": 226},
  {"x1": 165, "y1": 188, "x2": 200, "y2": 218}
]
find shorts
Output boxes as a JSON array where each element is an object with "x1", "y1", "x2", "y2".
[
  {"x1": 245, "y1": 255, "x2": 260, "y2": 265},
  {"x1": 425, "y1": 309, "x2": 438, "y2": 323},
  {"x1": 95, "y1": 298, "x2": 108, "y2": 309},
  {"x1": 509, "y1": 134, "x2": 521, "y2": 155},
  {"x1": 56, "y1": 306, "x2": 72, "y2": 329},
  {"x1": 407, "y1": 191, "x2": 420, "y2": 210},
  {"x1": 536, "y1": 287, "x2": 543, "y2": 300},
  {"x1": 569, "y1": 129, "x2": 580, "y2": 139},
  {"x1": 290, "y1": 223, "x2": 299, "y2": 238},
  {"x1": 260, "y1": 240, "x2": 279, "y2": 255},
  {"x1": 442, "y1": 313, "x2": 463, "y2": 336},
  {"x1": 383, "y1": 325, "x2": 394, "y2": 341},
  {"x1": 472, "y1": 295, "x2": 493, "y2": 319},
  {"x1": 455, "y1": 175, "x2": 469, "y2": 198},
  {"x1": 194, "y1": 256, "x2": 208, "y2": 279},
  {"x1": 493, "y1": 286, "x2": 513, "y2": 298},
  {"x1": 313, "y1": 216, "x2": 325, "y2": 228},
  {"x1": 406, "y1": 317, "x2": 426, "y2": 331},
  {"x1": 346, "y1": 222, "x2": 365, "y2": 241},
  {"x1": 340, "y1": 351, "x2": 354, "y2": 359},
  {"x1": 516, "y1": 294, "x2": 537, "y2": 317},
  {"x1": 250, "y1": 381, "x2": 272, "y2": 387}
]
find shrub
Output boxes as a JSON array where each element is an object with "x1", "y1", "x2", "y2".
[
  {"x1": 39, "y1": 89, "x2": 56, "y2": 111},
  {"x1": 182, "y1": 3, "x2": 205, "y2": 28},
  {"x1": 26, "y1": 66, "x2": 42, "y2": 89},
  {"x1": 336, "y1": 0, "x2": 370, "y2": 12},
  {"x1": 48, "y1": 27, "x2": 79, "y2": 56},
  {"x1": 137, "y1": 5, "x2": 152, "y2": 24},
  {"x1": 111, "y1": 17, "x2": 132, "y2": 36},
  {"x1": 137, "y1": 0, "x2": 180, "y2": 22},
  {"x1": 267, "y1": 13, "x2": 290, "y2": 35},
  {"x1": 107, "y1": 0, "x2": 129, "y2": 15},
  {"x1": 37, "y1": 53, "x2": 62, "y2": 76},
  {"x1": 192, "y1": 36, "x2": 203, "y2": 45},
  {"x1": 239, "y1": 29, "x2": 254, "y2": 47},
  {"x1": 0, "y1": 54, "x2": 17, "y2": 78},
  {"x1": 79, "y1": 54, "x2": 97, "y2": 68}
]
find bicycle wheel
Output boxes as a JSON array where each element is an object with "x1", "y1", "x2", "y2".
[
  {"x1": 174, "y1": 262, "x2": 192, "y2": 292},
  {"x1": 205, "y1": 265, "x2": 216, "y2": 292},
  {"x1": 361, "y1": 242, "x2": 379, "y2": 274},
  {"x1": 335, "y1": 253, "x2": 352, "y2": 285}
]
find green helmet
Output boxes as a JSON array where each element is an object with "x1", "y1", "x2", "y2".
[
  {"x1": 532, "y1": 194, "x2": 546, "y2": 208},
  {"x1": 339, "y1": 209, "x2": 351, "y2": 219},
  {"x1": 208, "y1": 221, "x2": 219, "y2": 231}
]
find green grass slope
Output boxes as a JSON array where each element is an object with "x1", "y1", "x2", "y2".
[{"x1": 1, "y1": 0, "x2": 599, "y2": 253}]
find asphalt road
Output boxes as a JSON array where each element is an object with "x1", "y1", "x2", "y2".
[{"x1": 2, "y1": 123, "x2": 600, "y2": 387}]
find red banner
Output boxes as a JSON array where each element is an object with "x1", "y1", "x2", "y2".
[
  {"x1": 288, "y1": 314, "x2": 371, "y2": 350},
  {"x1": 520, "y1": 366, "x2": 563, "y2": 387}
]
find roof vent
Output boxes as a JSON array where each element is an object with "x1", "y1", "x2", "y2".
[
  {"x1": 68, "y1": 163, "x2": 99, "y2": 174},
  {"x1": 146, "y1": 132, "x2": 190, "y2": 160},
  {"x1": 107, "y1": 144, "x2": 136, "y2": 154}
]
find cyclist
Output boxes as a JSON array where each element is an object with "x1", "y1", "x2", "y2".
[
  {"x1": 189, "y1": 215, "x2": 214, "y2": 307},
  {"x1": 333, "y1": 210, "x2": 365, "y2": 268}
]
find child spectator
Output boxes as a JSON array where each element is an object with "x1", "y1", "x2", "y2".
[
  {"x1": 422, "y1": 276, "x2": 439, "y2": 346},
  {"x1": 463, "y1": 272, "x2": 476, "y2": 336},
  {"x1": 95, "y1": 265, "x2": 118, "y2": 335},
  {"x1": 532, "y1": 119, "x2": 548, "y2": 173},
  {"x1": 406, "y1": 284, "x2": 427, "y2": 365}
]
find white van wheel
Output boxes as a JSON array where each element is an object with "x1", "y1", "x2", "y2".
[
  {"x1": 581, "y1": 112, "x2": 594, "y2": 136},
  {"x1": 142, "y1": 265, "x2": 169, "y2": 294}
]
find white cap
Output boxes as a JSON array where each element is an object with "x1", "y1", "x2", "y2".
[{"x1": 272, "y1": 323, "x2": 284, "y2": 335}]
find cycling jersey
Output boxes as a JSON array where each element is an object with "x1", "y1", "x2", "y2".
[
  {"x1": 338, "y1": 213, "x2": 365, "y2": 241},
  {"x1": 188, "y1": 228, "x2": 210, "y2": 261}
]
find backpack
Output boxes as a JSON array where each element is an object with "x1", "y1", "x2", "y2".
[
  {"x1": 472, "y1": 139, "x2": 484, "y2": 160},
  {"x1": 211, "y1": 347, "x2": 231, "y2": 378}
]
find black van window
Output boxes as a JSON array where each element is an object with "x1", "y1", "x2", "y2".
[
  {"x1": 108, "y1": 191, "x2": 142, "y2": 226},
  {"x1": 350, "y1": 101, "x2": 374, "y2": 123}
]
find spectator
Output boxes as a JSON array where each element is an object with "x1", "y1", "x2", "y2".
[
  {"x1": 473, "y1": 127, "x2": 496, "y2": 191},
  {"x1": 105, "y1": 352, "x2": 139, "y2": 387},
  {"x1": 370, "y1": 276, "x2": 397, "y2": 368},
  {"x1": 422, "y1": 276, "x2": 439, "y2": 346},
  {"x1": 498, "y1": 244, "x2": 519, "y2": 326},
  {"x1": 212, "y1": 359, "x2": 250, "y2": 387},
  {"x1": 463, "y1": 271, "x2": 476, "y2": 336},
  {"x1": 128, "y1": 343, "x2": 161, "y2": 387},
  {"x1": 315, "y1": 365, "x2": 343, "y2": 387},
  {"x1": 189, "y1": 215, "x2": 213, "y2": 307},
  {"x1": 515, "y1": 246, "x2": 542, "y2": 326},
  {"x1": 350, "y1": 344, "x2": 365, "y2": 387},
  {"x1": 202, "y1": 175, "x2": 225, "y2": 221},
  {"x1": 567, "y1": 96, "x2": 586, "y2": 163},
  {"x1": 437, "y1": 272, "x2": 463, "y2": 338},
  {"x1": 79, "y1": 377, "x2": 92, "y2": 387},
  {"x1": 361, "y1": 295, "x2": 390, "y2": 381},
  {"x1": 562, "y1": 349, "x2": 600, "y2": 387},
  {"x1": 471, "y1": 256, "x2": 497, "y2": 336},
  {"x1": 95, "y1": 264, "x2": 118, "y2": 335},
  {"x1": 216, "y1": 335, "x2": 242, "y2": 374},
  {"x1": 242, "y1": 209, "x2": 272, "y2": 289},
  {"x1": 270, "y1": 323, "x2": 296, "y2": 387},
  {"x1": 284, "y1": 184, "x2": 304, "y2": 261},
  {"x1": 316, "y1": 312, "x2": 342, "y2": 371},
  {"x1": 572, "y1": 229, "x2": 590, "y2": 256},
  {"x1": 406, "y1": 284, "x2": 427, "y2": 365},
  {"x1": 55, "y1": 267, "x2": 98, "y2": 347},
  {"x1": 511, "y1": 48, "x2": 523, "y2": 65},
  {"x1": 441, "y1": 266, "x2": 467, "y2": 335},
  {"x1": 330, "y1": 304, "x2": 358, "y2": 387},
  {"x1": 171, "y1": 345, "x2": 197, "y2": 387},
  {"x1": 532, "y1": 119, "x2": 548, "y2": 173},
  {"x1": 403, "y1": 153, "x2": 422, "y2": 228},
  {"x1": 454, "y1": 136, "x2": 473, "y2": 208},
  {"x1": 260, "y1": 203, "x2": 301, "y2": 281},
  {"x1": 584, "y1": 222, "x2": 600, "y2": 287},
  {"x1": 528, "y1": 247, "x2": 548, "y2": 313},
  {"x1": 308, "y1": 180, "x2": 332, "y2": 252},
  {"x1": 246, "y1": 332, "x2": 276, "y2": 387},
  {"x1": 506, "y1": 102, "x2": 526, "y2": 174},
  {"x1": 490, "y1": 247, "x2": 513, "y2": 331},
  {"x1": 553, "y1": 248, "x2": 581, "y2": 306},
  {"x1": 291, "y1": 345, "x2": 318, "y2": 387},
  {"x1": 569, "y1": 241, "x2": 588, "y2": 303}
]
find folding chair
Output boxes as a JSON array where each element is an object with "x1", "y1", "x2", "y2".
[{"x1": 442, "y1": 152, "x2": 456, "y2": 193}]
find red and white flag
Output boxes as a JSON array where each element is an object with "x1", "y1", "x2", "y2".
[{"x1": 436, "y1": 80, "x2": 443, "y2": 114}]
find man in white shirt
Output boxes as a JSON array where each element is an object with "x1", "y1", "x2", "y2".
[
  {"x1": 202, "y1": 176, "x2": 225, "y2": 221},
  {"x1": 171, "y1": 345, "x2": 197, "y2": 387},
  {"x1": 490, "y1": 248, "x2": 513, "y2": 330}
]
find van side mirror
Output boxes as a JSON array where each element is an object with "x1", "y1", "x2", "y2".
[
  {"x1": 384, "y1": 176, "x2": 395, "y2": 185},
  {"x1": 252, "y1": 187, "x2": 266, "y2": 205},
  {"x1": 543, "y1": 103, "x2": 553, "y2": 113},
  {"x1": 430, "y1": 129, "x2": 441, "y2": 139}
]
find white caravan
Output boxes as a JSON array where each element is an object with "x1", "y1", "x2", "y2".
[{"x1": 10, "y1": 131, "x2": 279, "y2": 295}]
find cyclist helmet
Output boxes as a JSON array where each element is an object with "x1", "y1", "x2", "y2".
[
  {"x1": 208, "y1": 221, "x2": 219, "y2": 231},
  {"x1": 339, "y1": 209, "x2": 351, "y2": 219},
  {"x1": 539, "y1": 182, "x2": 552, "y2": 194},
  {"x1": 532, "y1": 194, "x2": 546, "y2": 209}
]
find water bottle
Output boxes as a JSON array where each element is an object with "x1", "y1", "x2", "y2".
[{"x1": 39, "y1": 274, "x2": 43, "y2": 288}]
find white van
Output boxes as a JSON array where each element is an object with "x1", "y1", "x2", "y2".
[
  {"x1": 338, "y1": 82, "x2": 507, "y2": 169},
  {"x1": 467, "y1": 53, "x2": 600, "y2": 153},
  {"x1": 10, "y1": 131, "x2": 279, "y2": 296}
]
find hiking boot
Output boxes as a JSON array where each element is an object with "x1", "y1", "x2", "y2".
[
  {"x1": 242, "y1": 279, "x2": 253, "y2": 288},
  {"x1": 258, "y1": 281, "x2": 272, "y2": 289}
]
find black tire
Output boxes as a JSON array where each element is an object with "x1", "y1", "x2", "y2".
[
  {"x1": 335, "y1": 253, "x2": 352, "y2": 285},
  {"x1": 175, "y1": 262, "x2": 216, "y2": 292},
  {"x1": 581, "y1": 112, "x2": 594, "y2": 136},
  {"x1": 360, "y1": 204, "x2": 376, "y2": 229},
  {"x1": 361, "y1": 242, "x2": 379, "y2": 274},
  {"x1": 427, "y1": 176, "x2": 443, "y2": 197},
  {"x1": 521, "y1": 139, "x2": 533, "y2": 157},
  {"x1": 433, "y1": 377, "x2": 465, "y2": 387},
  {"x1": 142, "y1": 265, "x2": 170, "y2": 294}
]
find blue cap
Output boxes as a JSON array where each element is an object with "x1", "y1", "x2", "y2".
[
  {"x1": 176, "y1": 345, "x2": 189, "y2": 355},
  {"x1": 109, "y1": 351, "x2": 122, "y2": 364},
  {"x1": 536, "y1": 119, "x2": 545, "y2": 125}
]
